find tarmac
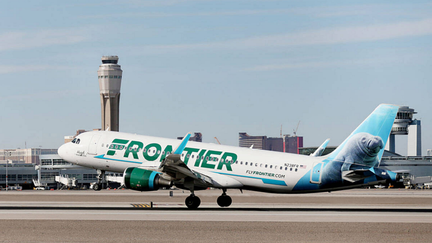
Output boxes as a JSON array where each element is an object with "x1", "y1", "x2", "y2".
[{"x1": 0, "y1": 188, "x2": 431, "y2": 242}]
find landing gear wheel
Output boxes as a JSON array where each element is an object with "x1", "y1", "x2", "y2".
[
  {"x1": 93, "y1": 183, "x2": 102, "y2": 191},
  {"x1": 217, "y1": 195, "x2": 232, "y2": 207},
  {"x1": 185, "y1": 195, "x2": 201, "y2": 209}
]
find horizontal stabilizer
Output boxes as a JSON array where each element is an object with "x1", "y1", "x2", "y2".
[{"x1": 342, "y1": 169, "x2": 374, "y2": 183}]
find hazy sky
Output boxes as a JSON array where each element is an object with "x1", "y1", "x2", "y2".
[{"x1": 1, "y1": 0, "x2": 431, "y2": 155}]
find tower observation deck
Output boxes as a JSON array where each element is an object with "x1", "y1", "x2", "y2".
[
  {"x1": 97, "y1": 56, "x2": 122, "y2": 131},
  {"x1": 386, "y1": 106, "x2": 422, "y2": 156}
]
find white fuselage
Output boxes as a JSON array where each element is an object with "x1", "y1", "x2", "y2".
[{"x1": 58, "y1": 131, "x2": 324, "y2": 193}]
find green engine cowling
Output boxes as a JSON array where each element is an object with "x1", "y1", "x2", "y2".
[{"x1": 124, "y1": 167, "x2": 172, "y2": 191}]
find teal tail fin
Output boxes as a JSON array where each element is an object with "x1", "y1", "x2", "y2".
[{"x1": 327, "y1": 104, "x2": 399, "y2": 164}]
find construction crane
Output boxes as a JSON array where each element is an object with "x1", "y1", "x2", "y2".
[
  {"x1": 214, "y1": 137, "x2": 221, "y2": 145},
  {"x1": 280, "y1": 125, "x2": 283, "y2": 137},
  {"x1": 293, "y1": 121, "x2": 301, "y2": 136}
]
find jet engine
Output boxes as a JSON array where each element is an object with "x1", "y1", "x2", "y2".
[{"x1": 123, "y1": 167, "x2": 172, "y2": 191}]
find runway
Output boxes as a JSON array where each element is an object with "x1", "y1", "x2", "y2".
[{"x1": 0, "y1": 189, "x2": 432, "y2": 242}]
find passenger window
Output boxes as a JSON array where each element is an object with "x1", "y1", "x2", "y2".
[
  {"x1": 245, "y1": 162, "x2": 248, "y2": 165},
  {"x1": 270, "y1": 165, "x2": 272, "y2": 169},
  {"x1": 265, "y1": 164, "x2": 268, "y2": 168}
]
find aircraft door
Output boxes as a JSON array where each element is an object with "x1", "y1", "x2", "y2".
[
  {"x1": 310, "y1": 162, "x2": 323, "y2": 184},
  {"x1": 88, "y1": 135, "x2": 102, "y2": 155}
]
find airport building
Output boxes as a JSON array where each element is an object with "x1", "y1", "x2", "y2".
[
  {"x1": 0, "y1": 148, "x2": 57, "y2": 164},
  {"x1": 239, "y1": 133, "x2": 303, "y2": 154}
]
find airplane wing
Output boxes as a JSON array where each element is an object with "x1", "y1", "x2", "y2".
[{"x1": 159, "y1": 133, "x2": 243, "y2": 189}]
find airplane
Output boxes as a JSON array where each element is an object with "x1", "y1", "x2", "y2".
[{"x1": 58, "y1": 104, "x2": 400, "y2": 209}]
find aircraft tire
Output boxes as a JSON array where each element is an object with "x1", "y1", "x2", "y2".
[
  {"x1": 93, "y1": 183, "x2": 102, "y2": 191},
  {"x1": 185, "y1": 195, "x2": 201, "y2": 209},
  {"x1": 217, "y1": 195, "x2": 232, "y2": 207}
]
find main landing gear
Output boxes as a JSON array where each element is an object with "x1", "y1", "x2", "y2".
[
  {"x1": 185, "y1": 189, "x2": 232, "y2": 209},
  {"x1": 185, "y1": 194, "x2": 201, "y2": 209},
  {"x1": 93, "y1": 170, "x2": 106, "y2": 191},
  {"x1": 217, "y1": 189, "x2": 232, "y2": 207}
]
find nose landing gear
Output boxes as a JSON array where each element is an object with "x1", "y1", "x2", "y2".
[{"x1": 93, "y1": 170, "x2": 106, "y2": 191}]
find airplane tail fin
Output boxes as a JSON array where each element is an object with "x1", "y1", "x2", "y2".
[{"x1": 327, "y1": 104, "x2": 399, "y2": 165}]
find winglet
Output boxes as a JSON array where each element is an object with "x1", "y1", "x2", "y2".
[
  {"x1": 310, "y1": 139, "x2": 330, "y2": 157},
  {"x1": 173, "y1": 133, "x2": 192, "y2": 155}
]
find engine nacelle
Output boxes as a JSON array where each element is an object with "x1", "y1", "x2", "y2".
[{"x1": 123, "y1": 167, "x2": 172, "y2": 191}]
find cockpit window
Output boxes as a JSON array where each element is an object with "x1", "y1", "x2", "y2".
[
  {"x1": 71, "y1": 138, "x2": 77, "y2": 143},
  {"x1": 76, "y1": 139, "x2": 81, "y2": 144}
]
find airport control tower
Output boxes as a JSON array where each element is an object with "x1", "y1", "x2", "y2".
[
  {"x1": 97, "y1": 56, "x2": 123, "y2": 131},
  {"x1": 386, "y1": 106, "x2": 422, "y2": 156}
]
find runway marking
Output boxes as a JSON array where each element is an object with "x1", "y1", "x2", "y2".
[{"x1": 131, "y1": 204, "x2": 152, "y2": 208}]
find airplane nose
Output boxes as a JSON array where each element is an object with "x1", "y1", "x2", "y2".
[{"x1": 58, "y1": 143, "x2": 68, "y2": 159}]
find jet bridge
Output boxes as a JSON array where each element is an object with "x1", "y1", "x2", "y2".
[{"x1": 55, "y1": 175, "x2": 77, "y2": 190}]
